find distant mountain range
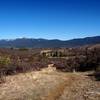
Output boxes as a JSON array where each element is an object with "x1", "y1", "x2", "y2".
[{"x1": 0, "y1": 36, "x2": 100, "y2": 48}]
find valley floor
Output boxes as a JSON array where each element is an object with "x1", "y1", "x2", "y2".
[{"x1": 0, "y1": 68, "x2": 100, "y2": 100}]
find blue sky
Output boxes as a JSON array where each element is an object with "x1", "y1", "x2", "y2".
[{"x1": 0, "y1": 0, "x2": 100, "y2": 40}]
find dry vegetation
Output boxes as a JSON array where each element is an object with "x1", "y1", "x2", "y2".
[
  {"x1": 0, "y1": 44, "x2": 100, "y2": 100},
  {"x1": 0, "y1": 67, "x2": 100, "y2": 100},
  {"x1": 0, "y1": 45, "x2": 100, "y2": 75}
]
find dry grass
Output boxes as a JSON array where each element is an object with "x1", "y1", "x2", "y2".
[
  {"x1": 0, "y1": 67, "x2": 69, "y2": 100},
  {"x1": 0, "y1": 67, "x2": 100, "y2": 100}
]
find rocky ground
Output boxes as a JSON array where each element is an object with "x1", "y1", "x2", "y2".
[{"x1": 0, "y1": 67, "x2": 100, "y2": 100}]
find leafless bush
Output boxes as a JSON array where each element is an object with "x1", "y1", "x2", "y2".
[
  {"x1": 0, "y1": 71, "x2": 6, "y2": 84},
  {"x1": 0, "y1": 45, "x2": 100, "y2": 77}
]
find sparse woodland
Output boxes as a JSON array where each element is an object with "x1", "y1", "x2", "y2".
[{"x1": 0, "y1": 44, "x2": 100, "y2": 83}]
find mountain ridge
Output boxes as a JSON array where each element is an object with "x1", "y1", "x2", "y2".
[{"x1": 0, "y1": 36, "x2": 100, "y2": 48}]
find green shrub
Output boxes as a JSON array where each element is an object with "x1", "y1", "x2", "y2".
[
  {"x1": 0, "y1": 56, "x2": 11, "y2": 66},
  {"x1": 19, "y1": 48, "x2": 29, "y2": 51}
]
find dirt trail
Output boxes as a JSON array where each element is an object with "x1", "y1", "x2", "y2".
[
  {"x1": 0, "y1": 69, "x2": 100, "y2": 100},
  {"x1": 58, "y1": 73, "x2": 100, "y2": 100}
]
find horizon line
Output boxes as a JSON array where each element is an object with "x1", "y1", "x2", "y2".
[{"x1": 0, "y1": 35, "x2": 100, "y2": 41}]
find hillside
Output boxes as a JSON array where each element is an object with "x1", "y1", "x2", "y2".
[
  {"x1": 0, "y1": 36, "x2": 100, "y2": 48},
  {"x1": 0, "y1": 67, "x2": 100, "y2": 100}
]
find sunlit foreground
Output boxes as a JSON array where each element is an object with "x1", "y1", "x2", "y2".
[{"x1": 0, "y1": 66, "x2": 100, "y2": 100}]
